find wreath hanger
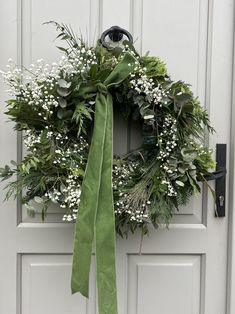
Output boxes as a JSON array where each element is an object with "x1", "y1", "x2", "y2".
[{"x1": 100, "y1": 25, "x2": 133, "y2": 47}]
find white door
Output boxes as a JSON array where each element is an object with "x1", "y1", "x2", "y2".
[{"x1": 0, "y1": 0, "x2": 234, "y2": 314}]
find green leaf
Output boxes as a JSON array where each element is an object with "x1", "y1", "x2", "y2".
[
  {"x1": 175, "y1": 180, "x2": 185, "y2": 187},
  {"x1": 72, "y1": 168, "x2": 85, "y2": 177},
  {"x1": 143, "y1": 109, "x2": 155, "y2": 120},
  {"x1": 181, "y1": 148, "x2": 197, "y2": 162},
  {"x1": 141, "y1": 55, "x2": 167, "y2": 77},
  {"x1": 58, "y1": 79, "x2": 71, "y2": 88},
  {"x1": 25, "y1": 204, "x2": 36, "y2": 218},
  {"x1": 178, "y1": 167, "x2": 185, "y2": 174},
  {"x1": 122, "y1": 40, "x2": 139, "y2": 57},
  {"x1": 34, "y1": 196, "x2": 44, "y2": 204},
  {"x1": 72, "y1": 101, "x2": 93, "y2": 135},
  {"x1": 58, "y1": 97, "x2": 67, "y2": 108},
  {"x1": 181, "y1": 175, "x2": 188, "y2": 182},
  {"x1": 60, "y1": 183, "x2": 66, "y2": 193},
  {"x1": 188, "y1": 174, "x2": 200, "y2": 195},
  {"x1": 57, "y1": 87, "x2": 71, "y2": 97},
  {"x1": 95, "y1": 68, "x2": 111, "y2": 82},
  {"x1": 189, "y1": 169, "x2": 196, "y2": 177},
  {"x1": 89, "y1": 64, "x2": 98, "y2": 78},
  {"x1": 57, "y1": 108, "x2": 73, "y2": 119},
  {"x1": 77, "y1": 83, "x2": 97, "y2": 99},
  {"x1": 176, "y1": 93, "x2": 191, "y2": 104},
  {"x1": 10, "y1": 160, "x2": 17, "y2": 166},
  {"x1": 56, "y1": 46, "x2": 68, "y2": 53}
]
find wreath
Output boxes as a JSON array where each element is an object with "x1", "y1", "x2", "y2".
[{"x1": 0, "y1": 22, "x2": 215, "y2": 313}]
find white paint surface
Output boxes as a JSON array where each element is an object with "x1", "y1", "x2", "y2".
[{"x1": 0, "y1": 0, "x2": 234, "y2": 313}]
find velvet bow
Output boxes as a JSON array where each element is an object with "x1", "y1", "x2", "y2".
[{"x1": 71, "y1": 52, "x2": 137, "y2": 314}]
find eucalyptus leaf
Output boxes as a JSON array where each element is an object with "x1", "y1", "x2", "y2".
[
  {"x1": 189, "y1": 169, "x2": 196, "y2": 177},
  {"x1": 181, "y1": 175, "x2": 188, "y2": 182},
  {"x1": 25, "y1": 204, "x2": 36, "y2": 218},
  {"x1": 34, "y1": 196, "x2": 44, "y2": 204},
  {"x1": 57, "y1": 108, "x2": 73, "y2": 119},
  {"x1": 143, "y1": 109, "x2": 155, "y2": 120},
  {"x1": 60, "y1": 183, "x2": 66, "y2": 193},
  {"x1": 188, "y1": 175, "x2": 200, "y2": 195},
  {"x1": 58, "y1": 79, "x2": 71, "y2": 88},
  {"x1": 168, "y1": 158, "x2": 177, "y2": 165},
  {"x1": 181, "y1": 148, "x2": 197, "y2": 162},
  {"x1": 183, "y1": 155, "x2": 197, "y2": 162},
  {"x1": 58, "y1": 97, "x2": 67, "y2": 108},
  {"x1": 176, "y1": 93, "x2": 191, "y2": 104},
  {"x1": 178, "y1": 167, "x2": 185, "y2": 174},
  {"x1": 175, "y1": 180, "x2": 185, "y2": 187},
  {"x1": 57, "y1": 87, "x2": 71, "y2": 97}
]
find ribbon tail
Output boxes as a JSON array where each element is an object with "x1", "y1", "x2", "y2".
[
  {"x1": 71, "y1": 51, "x2": 138, "y2": 309},
  {"x1": 95, "y1": 93, "x2": 118, "y2": 314},
  {"x1": 71, "y1": 93, "x2": 108, "y2": 297}
]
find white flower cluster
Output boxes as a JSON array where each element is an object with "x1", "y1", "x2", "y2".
[
  {"x1": 112, "y1": 161, "x2": 138, "y2": 189},
  {"x1": 197, "y1": 145, "x2": 213, "y2": 157},
  {"x1": 61, "y1": 174, "x2": 81, "y2": 221},
  {"x1": 129, "y1": 56, "x2": 169, "y2": 111},
  {"x1": 0, "y1": 49, "x2": 97, "y2": 120},
  {"x1": 52, "y1": 137, "x2": 88, "y2": 167},
  {"x1": 1, "y1": 58, "x2": 57, "y2": 96},
  {"x1": 43, "y1": 174, "x2": 81, "y2": 222},
  {"x1": 130, "y1": 73, "x2": 167, "y2": 107},
  {"x1": 0, "y1": 59, "x2": 22, "y2": 95},
  {"x1": 157, "y1": 115, "x2": 178, "y2": 163},
  {"x1": 66, "y1": 46, "x2": 97, "y2": 76},
  {"x1": 157, "y1": 115, "x2": 178, "y2": 197},
  {"x1": 161, "y1": 179, "x2": 177, "y2": 197},
  {"x1": 24, "y1": 130, "x2": 42, "y2": 150},
  {"x1": 115, "y1": 193, "x2": 150, "y2": 223},
  {"x1": 1, "y1": 59, "x2": 60, "y2": 122},
  {"x1": 113, "y1": 161, "x2": 150, "y2": 223},
  {"x1": 123, "y1": 44, "x2": 139, "y2": 57},
  {"x1": 129, "y1": 201, "x2": 150, "y2": 223},
  {"x1": 42, "y1": 170, "x2": 85, "y2": 223},
  {"x1": 24, "y1": 128, "x2": 88, "y2": 160}
]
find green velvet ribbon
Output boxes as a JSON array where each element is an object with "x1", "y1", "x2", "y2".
[{"x1": 71, "y1": 52, "x2": 137, "y2": 314}]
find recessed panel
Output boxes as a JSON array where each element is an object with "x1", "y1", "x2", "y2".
[
  {"x1": 142, "y1": 0, "x2": 208, "y2": 98},
  {"x1": 102, "y1": 0, "x2": 131, "y2": 31},
  {"x1": 22, "y1": 0, "x2": 92, "y2": 65},
  {"x1": 21, "y1": 255, "x2": 96, "y2": 314},
  {"x1": 19, "y1": 0, "x2": 207, "y2": 225},
  {"x1": 138, "y1": 0, "x2": 209, "y2": 223},
  {"x1": 128, "y1": 255, "x2": 201, "y2": 314}
]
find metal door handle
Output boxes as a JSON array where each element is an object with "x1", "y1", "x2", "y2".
[{"x1": 203, "y1": 144, "x2": 227, "y2": 217}]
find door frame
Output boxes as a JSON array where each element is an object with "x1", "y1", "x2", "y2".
[{"x1": 227, "y1": 4, "x2": 235, "y2": 312}]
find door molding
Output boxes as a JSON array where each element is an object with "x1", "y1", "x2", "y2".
[{"x1": 227, "y1": 3, "x2": 235, "y2": 313}]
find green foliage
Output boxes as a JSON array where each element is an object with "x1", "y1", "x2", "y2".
[
  {"x1": 72, "y1": 101, "x2": 93, "y2": 136},
  {"x1": 0, "y1": 21, "x2": 215, "y2": 236},
  {"x1": 141, "y1": 55, "x2": 167, "y2": 77}
]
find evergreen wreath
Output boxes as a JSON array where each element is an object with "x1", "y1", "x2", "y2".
[{"x1": 0, "y1": 22, "x2": 215, "y2": 237}]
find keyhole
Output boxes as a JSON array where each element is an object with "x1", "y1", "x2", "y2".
[{"x1": 219, "y1": 195, "x2": 224, "y2": 207}]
